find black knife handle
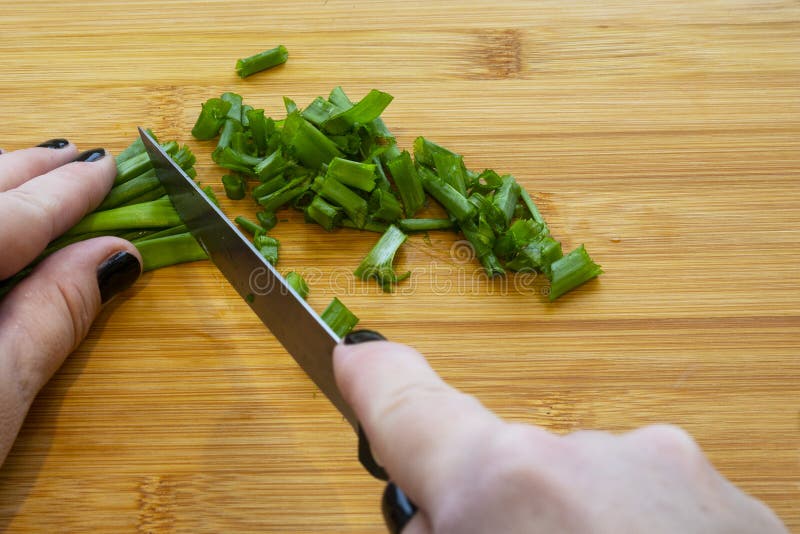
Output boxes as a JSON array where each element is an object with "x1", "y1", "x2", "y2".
[{"x1": 343, "y1": 330, "x2": 418, "y2": 533}]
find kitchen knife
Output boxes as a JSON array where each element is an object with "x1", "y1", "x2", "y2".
[{"x1": 139, "y1": 128, "x2": 416, "y2": 532}]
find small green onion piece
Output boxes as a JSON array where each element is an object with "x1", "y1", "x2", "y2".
[
  {"x1": 281, "y1": 111, "x2": 342, "y2": 169},
  {"x1": 222, "y1": 174, "x2": 247, "y2": 200},
  {"x1": 284, "y1": 271, "x2": 309, "y2": 300},
  {"x1": 520, "y1": 187, "x2": 547, "y2": 228},
  {"x1": 311, "y1": 175, "x2": 369, "y2": 228},
  {"x1": 397, "y1": 218, "x2": 455, "y2": 233},
  {"x1": 305, "y1": 195, "x2": 344, "y2": 231},
  {"x1": 494, "y1": 219, "x2": 546, "y2": 260},
  {"x1": 135, "y1": 232, "x2": 208, "y2": 272},
  {"x1": 254, "y1": 234, "x2": 280, "y2": 264},
  {"x1": 341, "y1": 219, "x2": 389, "y2": 233},
  {"x1": 202, "y1": 185, "x2": 220, "y2": 206},
  {"x1": 257, "y1": 177, "x2": 309, "y2": 213},
  {"x1": 221, "y1": 92, "x2": 243, "y2": 122},
  {"x1": 548, "y1": 245, "x2": 603, "y2": 301},
  {"x1": 505, "y1": 236, "x2": 563, "y2": 277},
  {"x1": 322, "y1": 89, "x2": 394, "y2": 135},
  {"x1": 321, "y1": 297, "x2": 359, "y2": 337},
  {"x1": 234, "y1": 215, "x2": 265, "y2": 236},
  {"x1": 468, "y1": 192, "x2": 507, "y2": 235},
  {"x1": 420, "y1": 167, "x2": 476, "y2": 223},
  {"x1": 413, "y1": 136, "x2": 458, "y2": 169},
  {"x1": 433, "y1": 151, "x2": 468, "y2": 197},
  {"x1": 115, "y1": 141, "x2": 177, "y2": 186},
  {"x1": 131, "y1": 224, "x2": 189, "y2": 244},
  {"x1": 492, "y1": 175, "x2": 521, "y2": 227},
  {"x1": 326, "y1": 157, "x2": 377, "y2": 192},
  {"x1": 252, "y1": 175, "x2": 287, "y2": 199},
  {"x1": 353, "y1": 224, "x2": 410, "y2": 291},
  {"x1": 191, "y1": 98, "x2": 233, "y2": 140},
  {"x1": 461, "y1": 216, "x2": 505, "y2": 278},
  {"x1": 235, "y1": 45, "x2": 288, "y2": 78},
  {"x1": 254, "y1": 149, "x2": 289, "y2": 181},
  {"x1": 256, "y1": 211, "x2": 278, "y2": 231},
  {"x1": 246, "y1": 108, "x2": 269, "y2": 155},
  {"x1": 213, "y1": 146, "x2": 260, "y2": 175},
  {"x1": 386, "y1": 151, "x2": 425, "y2": 217},
  {"x1": 302, "y1": 96, "x2": 343, "y2": 127},
  {"x1": 369, "y1": 189, "x2": 403, "y2": 223}
]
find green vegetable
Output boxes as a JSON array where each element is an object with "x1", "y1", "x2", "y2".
[
  {"x1": 420, "y1": 169, "x2": 476, "y2": 223},
  {"x1": 321, "y1": 89, "x2": 393, "y2": 135},
  {"x1": 235, "y1": 45, "x2": 288, "y2": 78},
  {"x1": 305, "y1": 195, "x2": 344, "y2": 231},
  {"x1": 254, "y1": 233, "x2": 280, "y2": 264},
  {"x1": 369, "y1": 189, "x2": 403, "y2": 223},
  {"x1": 548, "y1": 245, "x2": 603, "y2": 301},
  {"x1": 282, "y1": 111, "x2": 342, "y2": 169},
  {"x1": 396, "y1": 218, "x2": 455, "y2": 233},
  {"x1": 222, "y1": 174, "x2": 247, "y2": 200},
  {"x1": 354, "y1": 224, "x2": 409, "y2": 291},
  {"x1": 65, "y1": 198, "x2": 182, "y2": 236},
  {"x1": 386, "y1": 150, "x2": 425, "y2": 217},
  {"x1": 284, "y1": 271, "x2": 309, "y2": 299},
  {"x1": 256, "y1": 211, "x2": 278, "y2": 231},
  {"x1": 326, "y1": 157, "x2": 377, "y2": 192},
  {"x1": 311, "y1": 175, "x2": 368, "y2": 228},
  {"x1": 321, "y1": 297, "x2": 359, "y2": 337},
  {"x1": 135, "y1": 232, "x2": 208, "y2": 271},
  {"x1": 234, "y1": 215, "x2": 265, "y2": 236},
  {"x1": 191, "y1": 98, "x2": 233, "y2": 140}
]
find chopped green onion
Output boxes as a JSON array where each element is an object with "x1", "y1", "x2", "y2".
[
  {"x1": 256, "y1": 211, "x2": 278, "y2": 231},
  {"x1": 235, "y1": 45, "x2": 288, "y2": 78},
  {"x1": 135, "y1": 232, "x2": 208, "y2": 271},
  {"x1": 353, "y1": 224, "x2": 410, "y2": 291},
  {"x1": 548, "y1": 245, "x2": 603, "y2": 301},
  {"x1": 284, "y1": 271, "x2": 309, "y2": 299},
  {"x1": 397, "y1": 218, "x2": 455, "y2": 233},
  {"x1": 191, "y1": 98, "x2": 233, "y2": 140},
  {"x1": 234, "y1": 215, "x2": 265, "y2": 236},
  {"x1": 326, "y1": 157, "x2": 377, "y2": 192},
  {"x1": 305, "y1": 195, "x2": 344, "y2": 231},
  {"x1": 311, "y1": 175, "x2": 369, "y2": 228},
  {"x1": 322, "y1": 89, "x2": 394, "y2": 135},
  {"x1": 386, "y1": 150, "x2": 425, "y2": 217},
  {"x1": 369, "y1": 189, "x2": 403, "y2": 223},
  {"x1": 420, "y1": 168, "x2": 476, "y2": 223},
  {"x1": 254, "y1": 233, "x2": 280, "y2": 264},
  {"x1": 321, "y1": 297, "x2": 359, "y2": 337},
  {"x1": 222, "y1": 174, "x2": 247, "y2": 200}
]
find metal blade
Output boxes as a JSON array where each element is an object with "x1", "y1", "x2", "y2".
[{"x1": 138, "y1": 127, "x2": 357, "y2": 429}]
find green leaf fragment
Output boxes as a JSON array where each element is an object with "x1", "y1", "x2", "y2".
[{"x1": 354, "y1": 224, "x2": 410, "y2": 291}]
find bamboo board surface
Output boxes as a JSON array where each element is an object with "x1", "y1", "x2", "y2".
[{"x1": 1, "y1": 0, "x2": 799, "y2": 531}]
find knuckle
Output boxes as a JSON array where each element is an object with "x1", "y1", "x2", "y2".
[{"x1": 635, "y1": 423, "x2": 703, "y2": 460}]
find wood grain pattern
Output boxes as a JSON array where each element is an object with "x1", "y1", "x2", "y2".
[{"x1": 1, "y1": 0, "x2": 798, "y2": 531}]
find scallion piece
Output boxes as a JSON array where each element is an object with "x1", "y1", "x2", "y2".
[
  {"x1": 222, "y1": 174, "x2": 247, "y2": 200},
  {"x1": 397, "y1": 218, "x2": 454, "y2": 233},
  {"x1": 326, "y1": 157, "x2": 377, "y2": 192},
  {"x1": 65, "y1": 198, "x2": 182, "y2": 236},
  {"x1": 191, "y1": 98, "x2": 233, "y2": 140},
  {"x1": 234, "y1": 215, "x2": 265, "y2": 236},
  {"x1": 548, "y1": 245, "x2": 603, "y2": 301},
  {"x1": 305, "y1": 195, "x2": 343, "y2": 231},
  {"x1": 420, "y1": 168, "x2": 476, "y2": 223},
  {"x1": 321, "y1": 297, "x2": 359, "y2": 337},
  {"x1": 257, "y1": 211, "x2": 278, "y2": 231},
  {"x1": 235, "y1": 45, "x2": 288, "y2": 78},
  {"x1": 284, "y1": 271, "x2": 309, "y2": 300},
  {"x1": 311, "y1": 175, "x2": 369, "y2": 228},
  {"x1": 369, "y1": 189, "x2": 403, "y2": 223},
  {"x1": 353, "y1": 224, "x2": 410, "y2": 291},
  {"x1": 254, "y1": 233, "x2": 280, "y2": 264},
  {"x1": 281, "y1": 111, "x2": 342, "y2": 169},
  {"x1": 322, "y1": 89, "x2": 394, "y2": 135},
  {"x1": 136, "y1": 232, "x2": 208, "y2": 272},
  {"x1": 386, "y1": 150, "x2": 425, "y2": 217}
]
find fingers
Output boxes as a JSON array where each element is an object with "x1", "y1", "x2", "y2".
[
  {"x1": 333, "y1": 339, "x2": 503, "y2": 505},
  {"x1": 0, "y1": 148, "x2": 114, "y2": 279},
  {"x1": 0, "y1": 237, "x2": 141, "y2": 464},
  {"x1": 0, "y1": 139, "x2": 79, "y2": 191}
]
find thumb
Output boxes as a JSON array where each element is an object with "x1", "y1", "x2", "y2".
[
  {"x1": 333, "y1": 334, "x2": 507, "y2": 509},
  {"x1": 0, "y1": 237, "x2": 141, "y2": 463}
]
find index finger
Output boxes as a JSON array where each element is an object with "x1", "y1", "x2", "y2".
[
  {"x1": 0, "y1": 149, "x2": 115, "y2": 279},
  {"x1": 333, "y1": 340, "x2": 503, "y2": 505}
]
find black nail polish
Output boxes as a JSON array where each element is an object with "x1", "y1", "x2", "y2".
[
  {"x1": 37, "y1": 138, "x2": 70, "y2": 149},
  {"x1": 97, "y1": 251, "x2": 141, "y2": 304},
  {"x1": 344, "y1": 330, "x2": 386, "y2": 345},
  {"x1": 74, "y1": 148, "x2": 106, "y2": 163},
  {"x1": 382, "y1": 483, "x2": 418, "y2": 534}
]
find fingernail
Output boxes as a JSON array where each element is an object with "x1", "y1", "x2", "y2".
[
  {"x1": 97, "y1": 251, "x2": 141, "y2": 304},
  {"x1": 74, "y1": 148, "x2": 106, "y2": 163},
  {"x1": 37, "y1": 138, "x2": 70, "y2": 149},
  {"x1": 382, "y1": 482, "x2": 418, "y2": 534},
  {"x1": 344, "y1": 330, "x2": 386, "y2": 345}
]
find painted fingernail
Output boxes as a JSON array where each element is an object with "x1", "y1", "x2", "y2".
[
  {"x1": 74, "y1": 148, "x2": 106, "y2": 163},
  {"x1": 37, "y1": 138, "x2": 70, "y2": 149},
  {"x1": 97, "y1": 251, "x2": 141, "y2": 304},
  {"x1": 344, "y1": 330, "x2": 386, "y2": 345}
]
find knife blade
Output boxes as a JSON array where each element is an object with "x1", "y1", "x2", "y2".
[{"x1": 138, "y1": 127, "x2": 358, "y2": 430}]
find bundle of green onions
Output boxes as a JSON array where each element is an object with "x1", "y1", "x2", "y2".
[
  {"x1": 191, "y1": 87, "x2": 602, "y2": 300},
  {"x1": 0, "y1": 131, "x2": 208, "y2": 300}
]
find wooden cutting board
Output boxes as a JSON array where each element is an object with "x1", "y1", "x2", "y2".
[{"x1": 1, "y1": 1, "x2": 798, "y2": 531}]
